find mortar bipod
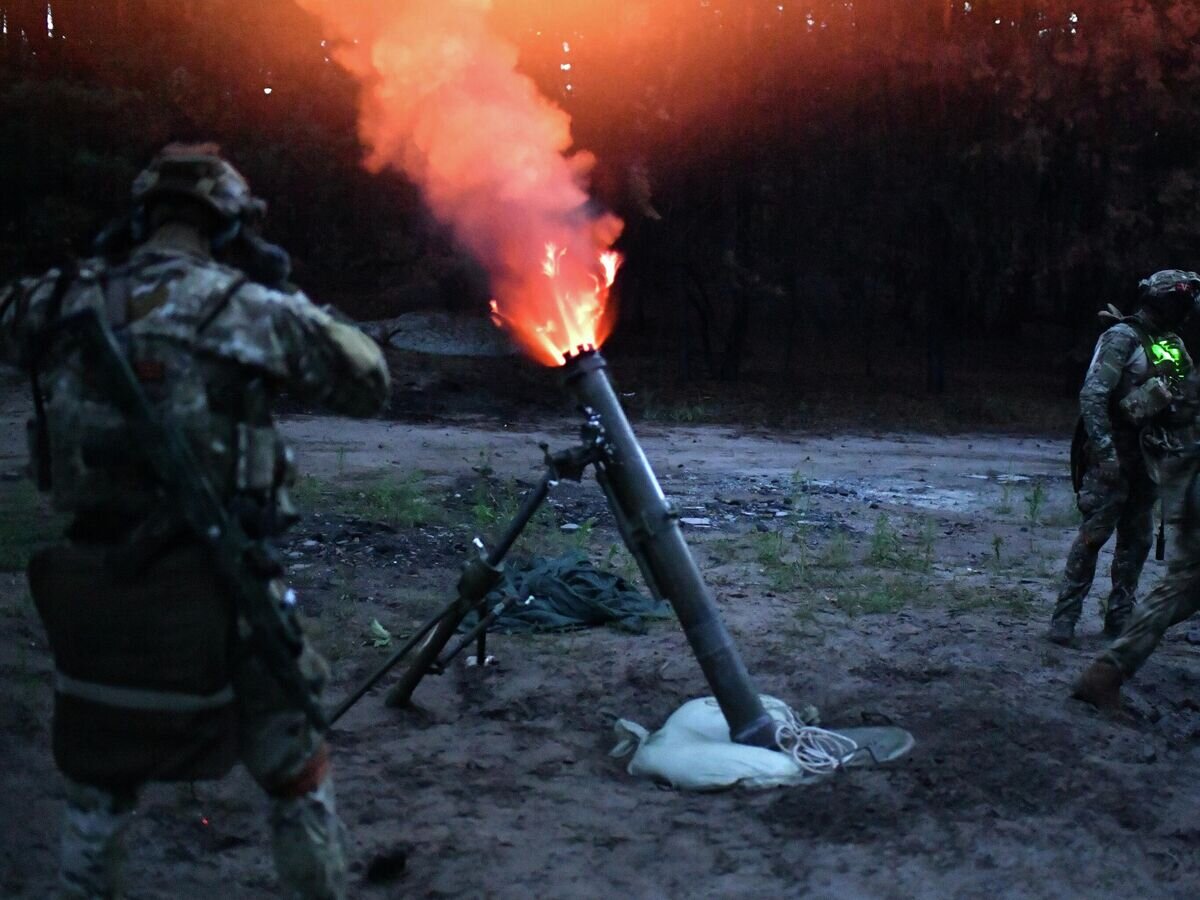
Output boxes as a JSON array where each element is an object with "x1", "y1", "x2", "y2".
[
  {"x1": 317, "y1": 425, "x2": 610, "y2": 720},
  {"x1": 382, "y1": 429, "x2": 608, "y2": 708}
]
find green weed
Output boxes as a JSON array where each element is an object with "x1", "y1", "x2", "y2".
[
  {"x1": 867, "y1": 513, "x2": 933, "y2": 572},
  {"x1": 867, "y1": 513, "x2": 902, "y2": 566},
  {"x1": 350, "y1": 472, "x2": 436, "y2": 526},
  {"x1": 837, "y1": 574, "x2": 924, "y2": 616},
  {"x1": 996, "y1": 481, "x2": 1014, "y2": 515},
  {"x1": 292, "y1": 471, "x2": 440, "y2": 527},
  {"x1": 1024, "y1": 482, "x2": 1046, "y2": 526},
  {"x1": 752, "y1": 528, "x2": 809, "y2": 591},
  {"x1": 471, "y1": 477, "x2": 520, "y2": 529}
]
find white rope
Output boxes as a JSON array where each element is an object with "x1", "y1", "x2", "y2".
[{"x1": 773, "y1": 707, "x2": 859, "y2": 776}]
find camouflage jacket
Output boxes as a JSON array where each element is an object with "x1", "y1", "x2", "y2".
[
  {"x1": 1079, "y1": 319, "x2": 1190, "y2": 459},
  {"x1": 0, "y1": 241, "x2": 390, "y2": 529}
]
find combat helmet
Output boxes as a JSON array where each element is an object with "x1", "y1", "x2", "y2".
[
  {"x1": 131, "y1": 143, "x2": 266, "y2": 224},
  {"x1": 1138, "y1": 269, "x2": 1200, "y2": 327}
]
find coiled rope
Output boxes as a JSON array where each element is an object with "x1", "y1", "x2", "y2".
[{"x1": 773, "y1": 706, "x2": 859, "y2": 776}]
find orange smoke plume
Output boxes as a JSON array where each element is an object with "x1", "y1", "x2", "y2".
[{"x1": 295, "y1": 0, "x2": 623, "y2": 366}]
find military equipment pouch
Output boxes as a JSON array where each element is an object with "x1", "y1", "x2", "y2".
[
  {"x1": 1119, "y1": 376, "x2": 1173, "y2": 425},
  {"x1": 235, "y1": 423, "x2": 278, "y2": 493},
  {"x1": 28, "y1": 540, "x2": 238, "y2": 787},
  {"x1": 1070, "y1": 416, "x2": 1088, "y2": 494}
]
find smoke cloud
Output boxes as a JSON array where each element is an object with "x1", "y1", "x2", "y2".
[{"x1": 295, "y1": 0, "x2": 623, "y2": 364}]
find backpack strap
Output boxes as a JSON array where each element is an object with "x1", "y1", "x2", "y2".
[
  {"x1": 29, "y1": 263, "x2": 80, "y2": 491},
  {"x1": 1122, "y1": 319, "x2": 1168, "y2": 379},
  {"x1": 196, "y1": 275, "x2": 248, "y2": 335}
]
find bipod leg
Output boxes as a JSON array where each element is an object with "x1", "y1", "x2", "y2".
[
  {"x1": 438, "y1": 593, "x2": 531, "y2": 670},
  {"x1": 384, "y1": 474, "x2": 552, "y2": 708}
]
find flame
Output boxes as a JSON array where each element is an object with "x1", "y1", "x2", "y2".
[
  {"x1": 490, "y1": 244, "x2": 622, "y2": 365},
  {"x1": 294, "y1": 0, "x2": 624, "y2": 367}
]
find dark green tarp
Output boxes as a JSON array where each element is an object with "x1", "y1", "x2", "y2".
[{"x1": 461, "y1": 552, "x2": 670, "y2": 634}]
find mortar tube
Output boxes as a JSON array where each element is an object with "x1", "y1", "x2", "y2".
[{"x1": 562, "y1": 349, "x2": 777, "y2": 748}]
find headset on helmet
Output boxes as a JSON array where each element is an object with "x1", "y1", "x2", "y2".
[{"x1": 104, "y1": 144, "x2": 293, "y2": 288}]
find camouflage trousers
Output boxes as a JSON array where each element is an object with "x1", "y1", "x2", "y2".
[
  {"x1": 1103, "y1": 459, "x2": 1200, "y2": 677},
  {"x1": 59, "y1": 643, "x2": 347, "y2": 900},
  {"x1": 1052, "y1": 458, "x2": 1156, "y2": 625}
]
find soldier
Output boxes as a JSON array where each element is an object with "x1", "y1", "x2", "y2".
[
  {"x1": 1048, "y1": 270, "x2": 1199, "y2": 646},
  {"x1": 0, "y1": 144, "x2": 390, "y2": 898},
  {"x1": 1073, "y1": 402, "x2": 1200, "y2": 708}
]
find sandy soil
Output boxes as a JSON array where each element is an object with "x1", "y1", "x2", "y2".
[{"x1": 2, "y1": 375, "x2": 1199, "y2": 899}]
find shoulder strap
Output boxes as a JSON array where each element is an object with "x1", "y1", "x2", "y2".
[
  {"x1": 196, "y1": 275, "x2": 248, "y2": 335},
  {"x1": 1121, "y1": 319, "x2": 1163, "y2": 376},
  {"x1": 29, "y1": 262, "x2": 80, "y2": 491}
]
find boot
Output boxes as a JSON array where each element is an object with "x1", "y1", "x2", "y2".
[
  {"x1": 269, "y1": 776, "x2": 348, "y2": 900},
  {"x1": 1072, "y1": 659, "x2": 1124, "y2": 710},
  {"x1": 1103, "y1": 605, "x2": 1133, "y2": 638},
  {"x1": 1047, "y1": 617, "x2": 1076, "y2": 647}
]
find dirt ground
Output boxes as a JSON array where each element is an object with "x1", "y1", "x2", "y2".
[{"x1": 2, "y1": 370, "x2": 1199, "y2": 899}]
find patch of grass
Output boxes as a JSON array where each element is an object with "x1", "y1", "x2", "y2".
[
  {"x1": 640, "y1": 390, "x2": 713, "y2": 424},
  {"x1": 0, "y1": 479, "x2": 65, "y2": 572},
  {"x1": 1024, "y1": 481, "x2": 1047, "y2": 526},
  {"x1": 836, "y1": 574, "x2": 925, "y2": 616},
  {"x1": 604, "y1": 542, "x2": 642, "y2": 585},
  {"x1": 816, "y1": 531, "x2": 853, "y2": 569},
  {"x1": 995, "y1": 481, "x2": 1014, "y2": 515},
  {"x1": 789, "y1": 469, "x2": 813, "y2": 516},
  {"x1": 704, "y1": 536, "x2": 740, "y2": 566},
  {"x1": 945, "y1": 581, "x2": 1038, "y2": 617},
  {"x1": 866, "y1": 513, "x2": 934, "y2": 572},
  {"x1": 293, "y1": 471, "x2": 441, "y2": 527},
  {"x1": 470, "y1": 477, "x2": 521, "y2": 529},
  {"x1": 752, "y1": 528, "x2": 808, "y2": 591},
  {"x1": 348, "y1": 472, "x2": 438, "y2": 526},
  {"x1": 867, "y1": 513, "x2": 902, "y2": 566}
]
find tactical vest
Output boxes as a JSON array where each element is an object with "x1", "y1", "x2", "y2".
[
  {"x1": 29, "y1": 253, "x2": 298, "y2": 535},
  {"x1": 1111, "y1": 321, "x2": 1190, "y2": 421},
  {"x1": 1071, "y1": 320, "x2": 1189, "y2": 493}
]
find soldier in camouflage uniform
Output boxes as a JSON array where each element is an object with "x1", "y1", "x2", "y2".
[
  {"x1": 1047, "y1": 271, "x2": 1199, "y2": 646},
  {"x1": 1074, "y1": 397, "x2": 1200, "y2": 708},
  {"x1": 0, "y1": 144, "x2": 390, "y2": 899}
]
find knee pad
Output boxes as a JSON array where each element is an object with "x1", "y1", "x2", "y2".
[{"x1": 267, "y1": 743, "x2": 330, "y2": 799}]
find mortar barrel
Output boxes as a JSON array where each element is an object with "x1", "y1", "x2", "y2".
[{"x1": 562, "y1": 350, "x2": 777, "y2": 748}]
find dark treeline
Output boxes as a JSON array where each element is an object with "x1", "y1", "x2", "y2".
[{"x1": 4, "y1": 1, "x2": 1200, "y2": 398}]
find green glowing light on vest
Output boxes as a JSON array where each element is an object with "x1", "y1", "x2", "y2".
[{"x1": 1150, "y1": 340, "x2": 1187, "y2": 377}]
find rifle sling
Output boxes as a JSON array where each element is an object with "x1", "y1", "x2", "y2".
[{"x1": 29, "y1": 263, "x2": 79, "y2": 490}]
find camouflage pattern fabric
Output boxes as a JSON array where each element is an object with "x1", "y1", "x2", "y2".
[
  {"x1": 1078, "y1": 320, "x2": 1189, "y2": 458},
  {"x1": 0, "y1": 242, "x2": 389, "y2": 521},
  {"x1": 59, "y1": 780, "x2": 137, "y2": 899},
  {"x1": 1052, "y1": 318, "x2": 1190, "y2": 626},
  {"x1": 269, "y1": 779, "x2": 349, "y2": 900},
  {"x1": 1051, "y1": 451, "x2": 1156, "y2": 625},
  {"x1": 1, "y1": 232, "x2": 386, "y2": 899},
  {"x1": 237, "y1": 631, "x2": 346, "y2": 900},
  {"x1": 1103, "y1": 453, "x2": 1200, "y2": 676}
]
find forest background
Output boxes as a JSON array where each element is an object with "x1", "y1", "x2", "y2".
[{"x1": 4, "y1": 0, "x2": 1200, "y2": 420}]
